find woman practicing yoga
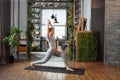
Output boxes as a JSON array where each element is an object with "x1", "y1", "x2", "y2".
[{"x1": 30, "y1": 20, "x2": 74, "y2": 71}]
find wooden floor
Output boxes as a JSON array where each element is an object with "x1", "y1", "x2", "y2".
[{"x1": 0, "y1": 58, "x2": 120, "y2": 80}]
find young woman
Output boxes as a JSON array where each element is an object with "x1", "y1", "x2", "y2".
[{"x1": 31, "y1": 20, "x2": 74, "y2": 71}]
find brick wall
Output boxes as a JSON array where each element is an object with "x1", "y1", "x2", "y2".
[{"x1": 104, "y1": 0, "x2": 120, "y2": 66}]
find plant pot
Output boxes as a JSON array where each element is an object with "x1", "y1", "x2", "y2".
[{"x1": 9, "y1": 55, "x2": 14, "y2": 63}]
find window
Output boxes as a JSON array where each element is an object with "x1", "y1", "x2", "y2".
[{"x1": 41, "y1": 9, "x2": 67, "y2": 39}]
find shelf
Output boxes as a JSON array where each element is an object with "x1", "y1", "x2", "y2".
[
  {"x1": 32, "y1": 6, "x2": 41, "y2": 8},
  {"x1": 34, "y1": 17, "x2": 40, "y2": 19},
  {"x1": 31, "y1": 0, "x2": 41, "y2": 50},
  {"x1": 33, "y1": 22, "x2": 41, "y2": 24},
  {"x1": 32, "y1": 12, "x2": 40, "y2": 14},
  {"x1": 17, "y1": 45, "x2": 27, "y2": 52}
]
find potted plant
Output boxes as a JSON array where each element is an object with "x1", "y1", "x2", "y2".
[{"x1": 3, "y1": 26, "x2": 20, "y2": 63}]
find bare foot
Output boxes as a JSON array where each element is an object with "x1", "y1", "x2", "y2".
[
  {"x1": 30, "y1": 63, "x2": 35, "y2": 68},
  {"x1": 66, "y1": 67, "x2": 74, "y2": 71}
]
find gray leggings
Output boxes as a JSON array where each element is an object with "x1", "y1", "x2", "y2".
[{"x1": 31, "y1": 48, "x2": 68, "y2": 67}]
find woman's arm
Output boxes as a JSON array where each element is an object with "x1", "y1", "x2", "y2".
[
  {"x1": 47, "y1": 20, "x2": 50, "y2": 37},
  {"x1": 49, "y1": 23, "x2": 53, "y2": 28},
  {"x1": 47, "y1": 25, "x2": 49, "y2": 37},
  {"x1": 46, "y1": 20, "x2": 51, "y2": 44},
  {"x1": 48, "y1": 20, "x2": 53, "y2": 28}
]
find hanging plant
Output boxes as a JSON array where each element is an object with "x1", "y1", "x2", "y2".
[
  {"x1": 67, "y1": 3, "x2": 74, "y2": 60},
  {"x1": 27, "y1": 0, "x2": 35, "y2": 60}
]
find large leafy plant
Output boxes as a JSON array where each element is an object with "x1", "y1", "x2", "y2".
[{"x1": 3, "y1": 26, "x2": 20, "y2": 55}]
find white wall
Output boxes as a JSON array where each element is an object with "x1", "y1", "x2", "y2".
[
  {"x1": 83, "y1": 0, "x2": 91, "y2": 31},
  {"x1": 11, "y1": 0, "x2": 14, "y2": 26},
  {"x1": 11, "y1": 0, "x2": 27, "y2": 31},
  {"x1": 11, "y1": 0, "x2": 19, "y2": 27},
  {"x1": 19, "y1": 0, "x2": 27, "y2": 32}
]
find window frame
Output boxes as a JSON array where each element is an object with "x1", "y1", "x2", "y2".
[{"x1": 41, "y1": 9, "x2": 67, "y2": 40}]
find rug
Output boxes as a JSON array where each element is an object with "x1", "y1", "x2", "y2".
[{"x1": 25, "y1": 66, "x2": 85, "y2": 75}]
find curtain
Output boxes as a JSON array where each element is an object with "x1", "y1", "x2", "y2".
[
  {"x1": 0, "y1": 0, "x2": 11, "y2": 64},
  {"x1": 0, "y1": 0, "x2": 6, "y2": 64}
]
